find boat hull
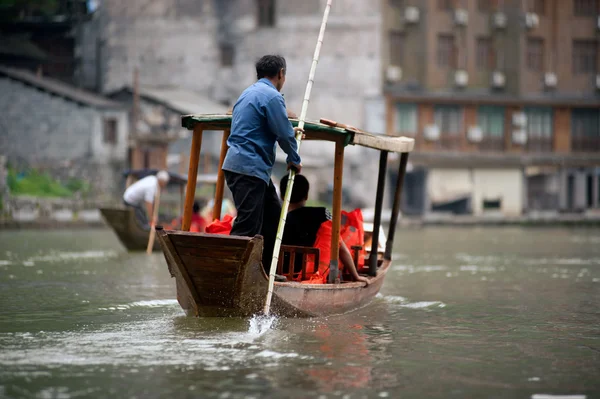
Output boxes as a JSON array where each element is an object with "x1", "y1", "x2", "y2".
[
  {"x1": 156, "y1": 229, "x2": 389, "y2": 318},
  {"x1": 100, "y1": 207, "x2": 160, "y2": 252}
]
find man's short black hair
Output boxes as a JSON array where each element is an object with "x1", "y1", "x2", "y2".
[
  {"x1": 280, "y1": 174, "x2": 309, "y2": 204},
  {"x1": 256, "y1": 55, "x2": 286, "y2": 79}
]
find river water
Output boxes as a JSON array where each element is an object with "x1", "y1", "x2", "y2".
[{"x1": 0, "y1": 227, "x2": 599, "y2": 398}]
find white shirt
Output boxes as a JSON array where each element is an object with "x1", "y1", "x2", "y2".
[{"x1": 123, "y1": 176, "x2": 158, "y2": 205}]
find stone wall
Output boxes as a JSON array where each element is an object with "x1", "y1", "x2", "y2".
[{"x1": 0, "y1": 77, "x2": 128, "y2": 201}]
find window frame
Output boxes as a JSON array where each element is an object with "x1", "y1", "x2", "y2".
[
  {"x1": 389, "y1": 30, "x2": 405, "y2": 67},
  {"x1": 394, "y1": 103, "x2": 418, "y2": 136},
  {"x1": 437, "y1": 34, "x2": 456, "y2": 68},
  {"x1": 476, "y1": 37, "x2": 494, "y2": 70},
  {"x1": 103, "y1": 118, "x2": 118, "y2": 145},
  {"x1": 573, "y1": 0, "x2": 599, "y2": 16},
  {"x1": 527, "y1": 37, "x2": 545, "y2": 72},
  {"x1": 572, "y1": 40, "x2": 598, "y2": 74},
  {"x1": 257, "y1": 0, "x2": 276, "y2": 28}
]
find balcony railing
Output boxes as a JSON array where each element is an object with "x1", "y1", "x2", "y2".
[
  {"x1": 572, "y1": 137, "x2": 600, "y2": 152},
  {"x1": 527, "y1": 138, "x2": 553, "y2": 153},
  {"x1": 478, "y1": 137, "x2": 505, "y2": 151}
]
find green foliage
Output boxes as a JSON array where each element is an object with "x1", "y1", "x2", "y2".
[{"x1": 7, "y1": 168, "x2": 89, "y2": 198}]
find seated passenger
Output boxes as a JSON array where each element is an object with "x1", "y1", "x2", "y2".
[{"x1": 280, "y1": 174, "x2": 368, "y2": 284}]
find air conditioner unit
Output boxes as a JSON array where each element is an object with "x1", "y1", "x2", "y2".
[
  {"x1": 468, "y1": 126, "x2": 484, "y2": 143},
  {"x1": 597, "y1": 15, "x2": 600, "y2": 30},
  {"x1": 544, "y1": 72, "x2": 557, "y2": 88},
  {"x1": 525, "y1": 12, "x2": 539, "y2": 29},
  {"x1": 493, "y1": 12, "x2": 507, "y2": 29},
  {"x1": 405, "y1": 6, "x2": 420, "y2": 23},
  {"x1": 424, "y1": 125, "x2": 440, "y2": 141},
  {"x1": 454, "y1": 9, "x2": 468, "y2": 26},
  {"x1": 512, "y1": 129, "x2": 527, "y2": 145},
  {"x1": 386, "y1": 65, "x2": 402, "y2": 82},
  {"x1": 512, "y1": 112, "x2": 527, "y2": 127},
  {"x1": 596, "y1": 74, "x2": 600, "y2": 90},
  {"x1": 492, "y1": 71, "x2": 506, "y2": 88},
  {"x1": 455, "y1": 70, "x2": 469, "y2": 87}
]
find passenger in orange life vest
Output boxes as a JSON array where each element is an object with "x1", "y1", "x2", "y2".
[{"x1": 280, "y1": 174, "x2": 368, "y2": 284}]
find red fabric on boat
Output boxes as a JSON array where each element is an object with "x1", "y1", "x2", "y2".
[{"x1": 205, "y1": 214, "x2": 234, "y2": 235}]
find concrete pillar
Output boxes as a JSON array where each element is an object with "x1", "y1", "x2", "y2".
[
  {"x1": 593, "y1": 170, "x2": 600, "y2": 209},
  {"x1": 574, "y1": 170, "x2": 587, "y2": 210},
  {"x1": 558, "y1": 168, "x2": 568, "y2": 211},
  {"x1": 521, "y1": 167, "x2": 528, "y2": 214}
]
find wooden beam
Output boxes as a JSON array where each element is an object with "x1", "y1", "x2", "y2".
[
  {"x1": 385, "y1": 152, "x2": 409, "y2": 261},
  {"x1": 329, "y1": 139, "x2": 345, "y2": 283},
  {"x1": 351, "y1": 132, "x2": 414, "y2": 153},
  {"x1": 213, "y1": 129, "x2": 230, "y2": 221},
  {"x1": 368, "y1": 151, "x2": 388, "y2": 276},
  {"x1": 182, "y1": 126, "x2": 203, "y2": 231}
]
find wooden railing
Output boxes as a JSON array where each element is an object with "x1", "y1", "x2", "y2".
[
  {"x1": 572, "y1": 137, "x2": 600, "y2": 152},
  {"x1": 527, "y1": 138, "x2": 553, "y2": 152}
]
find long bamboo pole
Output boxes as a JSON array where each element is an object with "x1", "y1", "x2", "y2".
[
  {"x1": 263, "y1": 0, "x2": 334, "y2": 316},
  {"x1": 146, "y1": 183, "x2": 161, "y2": 254}
]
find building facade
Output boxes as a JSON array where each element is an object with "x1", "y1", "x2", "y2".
[
  {"x1": 0, "y1": 67, "x2": 129, "y2": 201},
  {"x1": 383, "y1": 0, "x2": 600, "y2": 216}
]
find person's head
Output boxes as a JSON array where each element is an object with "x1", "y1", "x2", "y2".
[
  {"x1": 280, "y1": 174, "x2": 309, "y2": 205},
  {"x1": 156, "y1": 170, "x2": 170, "y2": 188},
  {"x1": 193, "y1": 198, "x2": 207, "y2": 214},
  {"x1": 256, "y1": 55, "x2": 286, "y2": 92}
]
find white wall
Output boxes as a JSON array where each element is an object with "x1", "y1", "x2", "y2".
[{"x1": 472, "y1": 169, "x2": 523, "y2": 216}]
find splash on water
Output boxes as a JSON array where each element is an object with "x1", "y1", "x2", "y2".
[{"x1": 248, "y1": 314, "x2": 277, "y2": 337}]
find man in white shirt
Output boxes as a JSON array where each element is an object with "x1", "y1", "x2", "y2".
[{"x1": 123, "y1": 170, "x2": 170, "y2": 231}]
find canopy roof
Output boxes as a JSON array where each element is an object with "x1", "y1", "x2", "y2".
[
  {"x1": 181, "y1": 114, "x2": 414, "y2": 153},
  {"x1": 123, "y1": 169, "x2": 218, "y2": 186}
]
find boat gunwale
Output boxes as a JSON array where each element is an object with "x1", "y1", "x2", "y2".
[{"x1": 160, "y1": 228, "x2": 389, "y2": 290}]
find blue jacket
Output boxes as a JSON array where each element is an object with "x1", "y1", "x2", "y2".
[{"x1": 222, "y1": 78, "x2": 301, "y2": 183}]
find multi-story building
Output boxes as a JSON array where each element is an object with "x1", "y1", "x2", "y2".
[{"x1": 382, "y1": 0, "x2": 600, "y2": 216}]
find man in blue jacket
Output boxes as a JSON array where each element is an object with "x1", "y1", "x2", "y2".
[{"x1": 223, "y1": 55, "x2": 303, "y2": 271}]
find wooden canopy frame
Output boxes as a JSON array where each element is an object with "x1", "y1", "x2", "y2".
[{"x1": 179, "y1": 113, "x2": 415, "y2": 279}]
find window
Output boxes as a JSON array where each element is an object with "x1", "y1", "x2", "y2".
[
  {"x1": 438, "y1": 0, "x2": 453, "y2": 10},
  {"x1": 572, "y1": 40, "x2": 597, "y2": 74},
  {"x1": 527, "y1": 38, "x2": 544, "y2": 72},
  {"x1": 220, "y1": 43, "x2": 234, "y2": 67},
  {"x1": 103, "y1": 118, "x2": 117, "y2": 145},
  {"x1": 257, "y1": 0, "x2": 276, "y2": 27},
  {"x1": 389, "y1": 0, "x2": 404, "y2": 7},
  {"x1": 476, "y1": 37, "x2": 494, "y2": 70},
  {"x1": 390, "y1": 31, "x2": 405, "y2": 67},
  {"x1": 529, "y1": 0, "x2": 545, "y2": 14},
  {"x1": 525, "y1": 107, "x2": 553, "y2": 152},
  {"x1": 574, "y1": 0, "x2": 599, "y2": 15},
  {"x1": 478, "y1": 106, "x2": 504, "y2": 138},
  {"x1": 435, "y1": 105, "x2": 462, "y2": 135},
  {"x1": 437, "y1": 34, "x2": 455, "y2": 68},
  {"x1": 395, "y1": 103, "x2": 417, "y2": 135},
  {"x1": 571, "y1": 108, "x2": 600, "y2": 152},
  {"x1": 478, "y1": 0, "x2": 498, "y2": 12}
]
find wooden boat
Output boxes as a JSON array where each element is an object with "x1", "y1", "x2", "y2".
[
  {"x1": 101, "y1": 206, "x2": 162, "y2": 251},
  {"x1": 101, "y1": 169, "x2": 215, "y2": 252},
  {"x1": 157, "y1": 114, "x2": 414, "y2": 317}
]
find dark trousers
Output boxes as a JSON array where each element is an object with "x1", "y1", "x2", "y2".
[
  {"x1": 224, "y1": 171, "x2": 281, "y2": 272},
  {"x1": 123, "y1": 200, "x2": 150, "y2": 231}
]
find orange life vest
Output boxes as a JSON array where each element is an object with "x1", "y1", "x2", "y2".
[
  {"x1": 340, "y1": 209, "x2": 365, "y2": 268},
  {"x1": 302, "y1": 220, "x2": 340, "y2": 284},
  {"x1": 302, "y1": 209, "x2": 366, "y2": 284}
]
